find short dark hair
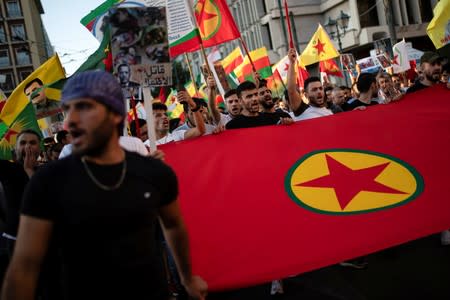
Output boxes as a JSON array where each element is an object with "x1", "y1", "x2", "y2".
[
  {"x1": 324, "y1": 85, "x2": 334, "y2": 93},
  {"x1": 183, "y1": 98, "x2": 207, "y2": 112},
  {"x1": 129, "y1": 118, "x2": 147, "y2": 137},
  {"x1": 56, "y1": 130, "x2": 68, "y2": 144},
  {"x1": 152, "y1": 102, "x2": 168, "y2": 111},
  {"x1": 339, "y1": 85, "x2": 350, "y2": 90},
  {"x1": 224, "y1": 89, "x2": 237, "y2": 100},
  {"x1": 24, "y1": 78, "x2": 43, "y2": 93},
  {"x1": 117, "y1": 63, "x2": 130, "y2": 72},
  {"x1": 16, "y1": 129, "x2": 41, "y2": 143},
  {"x1": 258, "y1": 79, "x2": 268, "y2": 88},
  {"x1": 357, "y1": 73, "x2": 376, "y2": 93},
  {"x1": 236, "y1": 81, "x2": 257, "y2": 98},
  {"x1": 304, "y1": 76, "x2": 321, "y2": 92}
]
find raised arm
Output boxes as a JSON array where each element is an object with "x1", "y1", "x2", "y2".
[
  {"x1": 286, "y1": 48, "x2": 303, "y2": 112},
  {"x1": 177, "y1": 91, "x2": 206, "y2": 140},
  {"x1": 1, "y1": 216, "x2": 53, "y2": 300},
  {"x1": 206, "y1": 75, "x2": 220, "y2": 125}
]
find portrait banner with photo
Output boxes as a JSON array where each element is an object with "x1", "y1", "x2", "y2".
[
  {"x1": 356, "y1": 57, "x2": 380, "y2": 73},
  {"x1": 109, "y1": 6, "x2": 172, "y2": 96}
]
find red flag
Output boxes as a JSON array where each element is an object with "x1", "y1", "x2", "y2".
[
  {"x1": 161, "y1": 85, "x2": 450, "y2": 290},
  {"x1": 319, "y1": 58, "x2": 343, "y2": 78},
  {"x1": 195, "y1": 0, "x2": 240, "y2": 48}
]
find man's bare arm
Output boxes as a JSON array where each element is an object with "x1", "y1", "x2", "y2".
[
  {"x1": 206, "y1": 76, "x2": 220, "y2": 125},
  {"x1": 286, "y1": 48, "x2": 303, "y2": 112},
  {"x1": 1, "y1": 216, "x2": 53, "y2": 300}
]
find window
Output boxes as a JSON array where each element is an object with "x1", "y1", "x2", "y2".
[
  {"x1": 0, "y1": 72, "x2": 15, "y2": 91},
  {"x1": 15, "y1": 47, "x2": 31, "y2": 65},
  {"x1": 358, "y1": 0, "x2": 380, "y2": 28},
  {"x1": 0, "y1": 26, "x2": 6, "y2": 43},
  {"x1": 10, "y1": 24, "x2": 26, "y2": 41},
  {"x1": 0, "y1": 49, "x2": 11, "y2": 67},
  {"x1": 19, "y1": 69, "x2": 32, "y2": 81},
  {"x1": 6, "y1": 1, "x2": 22, "y2": 18},
  {"x1": 256, "y1": 0, "x2": 267, "y2": 18},
  {"x1": 261, "y1": 24, "x2": 273, "y2": 50},
  {"x1": 419, "y1": 0, "x2": 433, "y2": 22}
]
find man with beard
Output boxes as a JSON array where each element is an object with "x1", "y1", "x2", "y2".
[
  {"x1": 343, "y1": 73, "x2": 380, "y2": 111},
  {"x1": 225, "y1": 81, "x2": 292, "y2": 129},
  {"x1": 1, "y1": 71, "x2": 208, "y2": 300},
  {"x1": 257, "y1": 79, "x2": 291, "y2": 119},
  {"x1": 206, "y1": 75, "x2": 241, "y2": 126},
  {"x1": 407, "y1": 52, "x2": 443, "y2": 94},
  {"x1": 286, "y1": 48, "x2": 331, "y2": 121}
]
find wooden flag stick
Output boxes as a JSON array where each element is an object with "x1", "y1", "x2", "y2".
[
  {"x1": 239, "y1": 37, "x2": 257, "y2": 73},
  {"x1": 284, "y1": 0, "x2": 295, "y2": 49},
  {"x1": 184, "y1": 53, "x2": 199, "y2": 95},
  {"x1": 143, "y1": 86, "x2": 157, "y2": 153}
]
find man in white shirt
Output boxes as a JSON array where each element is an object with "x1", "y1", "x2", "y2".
[
  {"x1": 147, "y1": 92, "x2": 205, "y2": 146},
  {"x1": 206, "y1": 75, "x2": 241, "y2": 126},
  {"x1": 286, "y1": 48, "x2": 333, "y2": 121}
]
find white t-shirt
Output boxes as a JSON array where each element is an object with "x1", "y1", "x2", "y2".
[
  {"x1": 291, "y1": 106, "x2": 333, "y2": 122},
  {"x1": 144, "y1": 130, "x2": 186, "y2": 146},
  {"x1": 173, "y1": 123, "x2": 217, "y2": 135},
  {"x1": 59, "y1": 136, "x2": 148, "y2": 159},
  {"x1": 219, "y1": 113, "x2": 233, "y2": 126}
]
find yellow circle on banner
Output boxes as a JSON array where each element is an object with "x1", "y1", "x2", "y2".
[
  {"x1": 195, "y1": 0, "x2": 221, "y2": 40},
  {"x1": 285, "y1": 149, "x2": 424, "y2": 215}
]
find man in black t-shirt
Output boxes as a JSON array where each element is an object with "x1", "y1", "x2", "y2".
[
  {"x1": 1, "y1": 71, "x2": 207, "y2": 300},
  {"x1": 407, "y1": 51, "x2": 443, "y2": 94},
  {"x1": 258, "y1": 79, "x2": 292, "y2": 119},
  {"x1": 343, "y1": 73, "x2": 380, "y2": 111},
  {"x1": 226, "y1": 81, "x2": 292, "y2": 129}
]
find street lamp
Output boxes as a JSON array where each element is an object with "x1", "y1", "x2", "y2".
[
  {"x1": 324, "y1": 10, "x2": 350, "y2": 53},
  {"x1": 324, "y1": 10, "x2": 351, "y2": 85}
]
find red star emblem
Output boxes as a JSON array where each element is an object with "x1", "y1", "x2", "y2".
[
  {"x1": 313, "y1": 39, "x2": 326, "y2": 55},
  {"x1": 392, "y1": 54, "x2": 399, "y2": 65},
  {"x1": 284, "y1": 63, "x2": 290, "y2": 71},
  {"x1": 296, "y1": 155, "x2": 407, "y2": 210},
  {"x1": 196, "y1": 1, "x2": 218, "y2": 37},
  {"x1": 4, "y1": 128, "x2": 18, "y2": 142}
]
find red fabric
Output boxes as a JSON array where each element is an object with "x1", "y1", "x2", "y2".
[
  {"x1": 319, "y1": 58, "x2": 343, "y2": 78},
  {"x1": 161, "y1": 85, "x2": 450, "y2": 291},
  {"x1": 195, "y1": 0, "x2": 240, "y2": 48}
]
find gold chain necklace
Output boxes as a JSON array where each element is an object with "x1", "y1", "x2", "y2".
[{"x1": 81, "y1": 156, "x2": 127, "y2": 191}]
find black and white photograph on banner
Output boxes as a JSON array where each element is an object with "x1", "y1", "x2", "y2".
[{"x1": 108, "y1": 6, "x2": 171, "y2": 95}]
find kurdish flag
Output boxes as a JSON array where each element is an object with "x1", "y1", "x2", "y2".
[
  {"x1": 221, "y1": 47, "x2": 244, "y2": 75},
  {"x1": 234, "y1": 47, "x2": 272, "y2": 82},
  {"x1": 194, "y1": 0, "x2": 241, "y2": 48},
  {"x1": 273, "y1": 54, "x2": 309, "y2": 88},
  {"x1": 426, "y1": 0, "x2": 450, "y2": 49},
  {"x1": 300, "y1": 24, "x2": 340, "y2": 66},
  {"x1": 160, "y1": 85, "x2": 450, "y2": 290}
]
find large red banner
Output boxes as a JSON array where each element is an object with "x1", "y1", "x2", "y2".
[{"x1": 161, "y1": 85, "x2": 450, "y2": 291}]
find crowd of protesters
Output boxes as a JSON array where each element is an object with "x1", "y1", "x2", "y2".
[{"x1": 0, "y1": 47, "x2": 449, "y2": 300}]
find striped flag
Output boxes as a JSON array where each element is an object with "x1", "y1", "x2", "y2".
[
  {"x1": 221, "y1": 47, "x2": 244, "y2": 75},
  {"x1": 234, "y1": 47, "x2": 272, "y2": 82}
]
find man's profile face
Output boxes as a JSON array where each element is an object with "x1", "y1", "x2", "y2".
[
  {"x1": 422, "y1": 62, "x2": 442, "y2": 83},
  {"x1": 118, "y1": 65, "x2": 130, "y2": 85},
  {"x1": 258, "y1": 86, "x2": 274, "y2": 109},
  {"x1": 25, "y1": 81, "x2": 46, "y2": 105},
  {"x1": 15, "y1": 133, "x2": 40, "y2": 163}
]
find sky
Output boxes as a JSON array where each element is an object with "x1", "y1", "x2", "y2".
[{"x1": 40, "y1": 0, "x2": 106, "y2": 75}]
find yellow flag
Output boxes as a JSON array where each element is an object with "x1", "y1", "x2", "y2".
[
  {"x1": 299, "y1": 24, "x2": 340, "y2": 66},
  {"x1": 426, "y1": 0, "x2": 450, "y2": 49},
  {"x1": 0, "y1": 55, "x2": 65, "y2": 125}
]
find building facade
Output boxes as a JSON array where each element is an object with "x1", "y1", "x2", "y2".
[
  {"x1": 0, "y1": 0, "x2": 52, "y2": 96},
  {"x1": 191, "y1": 0, "x2": 438, "y2": 76}
]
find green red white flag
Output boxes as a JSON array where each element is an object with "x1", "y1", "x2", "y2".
[
  {"x1": 392, "y1": 39, "x2": 411, "y2": 74},
  {"x1": 160, "y1": 85, "x2": 450, "y2": 290}
]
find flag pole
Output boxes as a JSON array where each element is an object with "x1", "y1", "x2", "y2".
[
  {"x1": 184, "y1": 53, "x2": 199, "y2": 95},
  {"x1": 239, "y1": 37, "x2": 257, "y2": 73},
  {"x1": 284, "y1": 0, "x2": 295, "y2": 49},
  {"x1": 130, "y1": 91, "x2": 141, "y2": 138}
]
